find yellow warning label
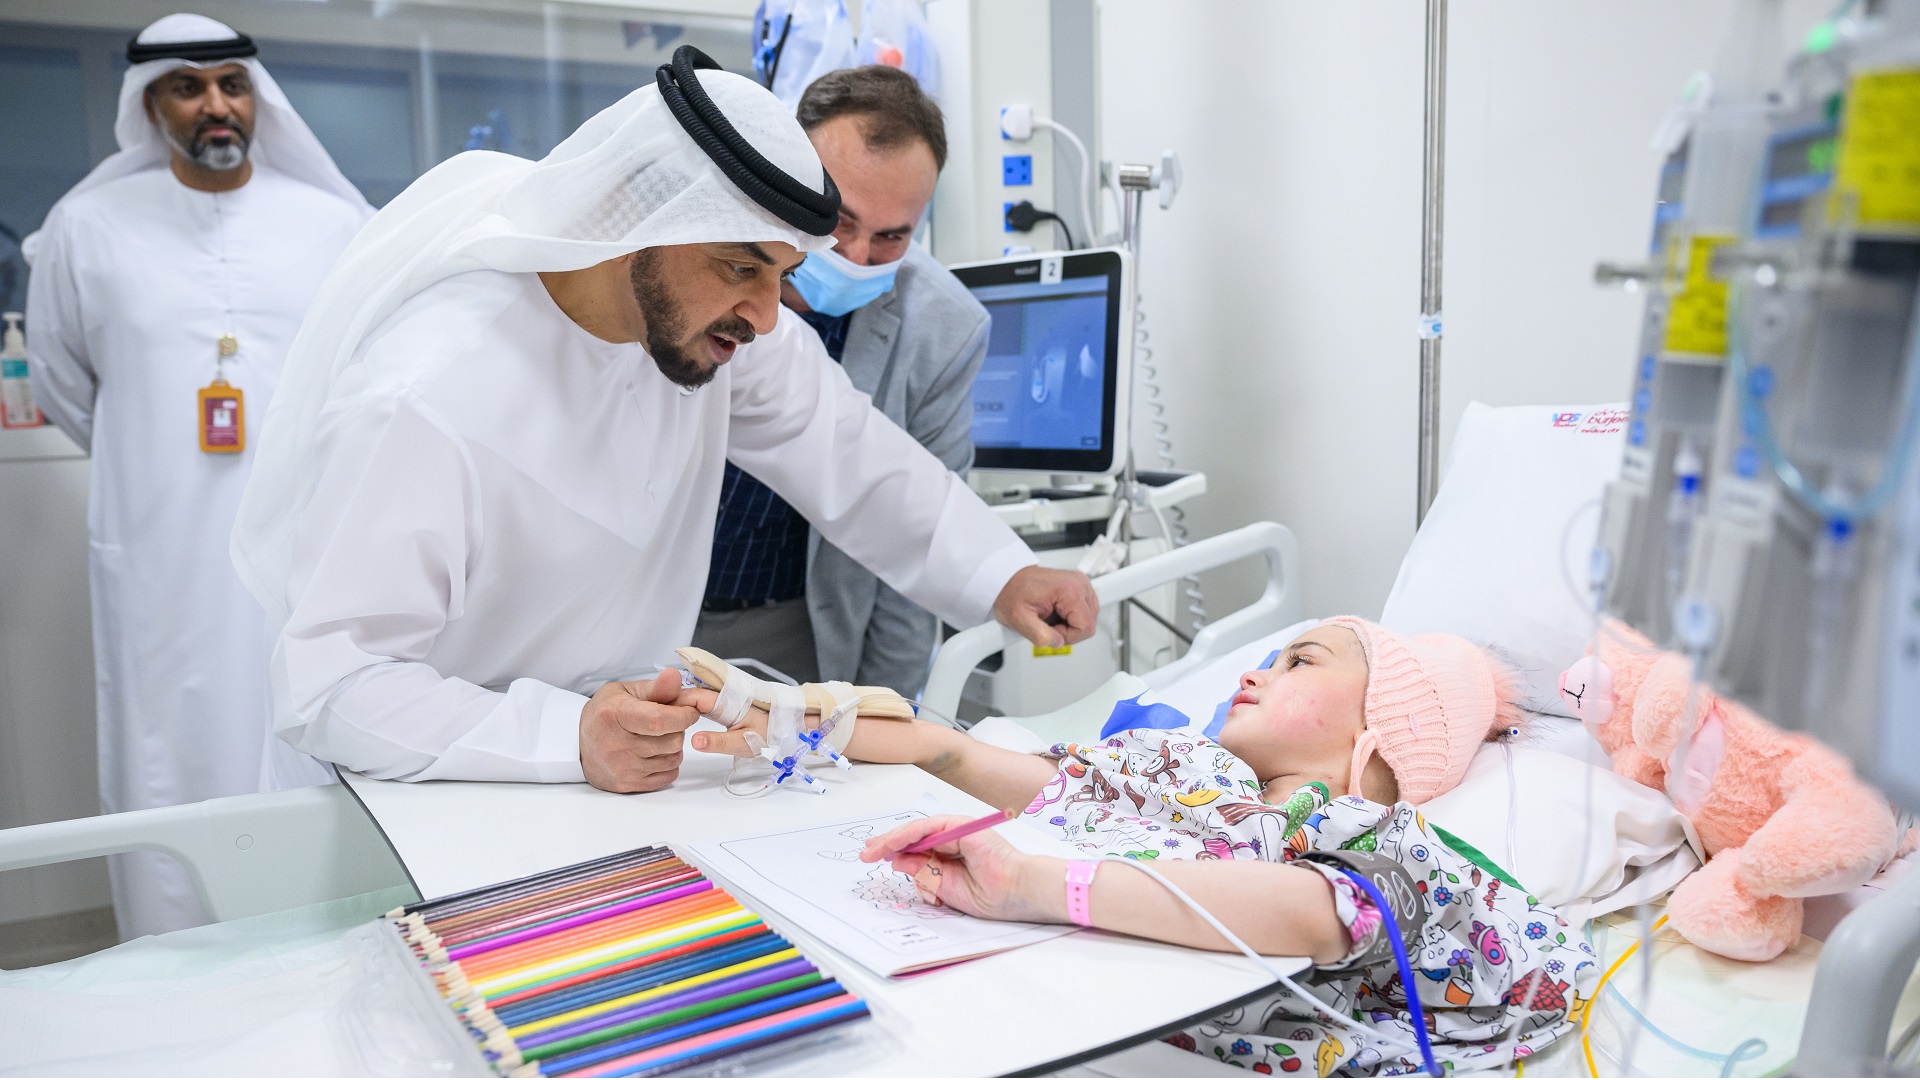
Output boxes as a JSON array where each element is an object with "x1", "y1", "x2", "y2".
[
  {"x1": 1032, "y1": 643, "x2": 1073, "y2": 657},
  {"x1": 1661, "y1": 233, "x2": 1734, "y2": 358},
  {"x1": 1833, "y1": 68, "x2": 1920, "y2": 229}
]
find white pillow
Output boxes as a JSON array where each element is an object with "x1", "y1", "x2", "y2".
[
  {"x1": 1379, "y1": 401, "x2": 1628, "y2": 718},
  {"x1": 1420, "y1": 744, "x2": 1701, "y2": 922}
]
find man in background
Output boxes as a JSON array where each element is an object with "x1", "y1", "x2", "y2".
[
  {"x1": 25, "y1": 13, "x2": 370, "y2": 937},
  {"x1": 695, "y1": 66, "x2": 990, "y2": 695}
]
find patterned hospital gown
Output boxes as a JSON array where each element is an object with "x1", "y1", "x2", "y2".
[{"x1": 1023, "y1": 729, "x2": 1597, "y2": 1076}]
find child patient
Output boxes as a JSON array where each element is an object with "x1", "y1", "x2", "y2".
[{"x1": 689, "y1": 617, "x2": 1597, "y2": 1075}]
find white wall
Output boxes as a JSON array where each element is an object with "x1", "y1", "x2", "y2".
[{"x1": 1093, "y1": 0, "x2": 1828, "y2": 621}]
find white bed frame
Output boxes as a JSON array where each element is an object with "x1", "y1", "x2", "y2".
[{"x1": 922, "y1": 520, "x2": 1305, "y2": 720}]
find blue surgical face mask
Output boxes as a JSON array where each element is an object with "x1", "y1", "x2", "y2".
[{"x1": 789, "y1": 245, "x2": 900, "y2": 316}]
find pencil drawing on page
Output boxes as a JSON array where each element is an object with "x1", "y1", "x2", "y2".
[{"x1": 695, "y1": 809, "x2": 1077, "y2": 975}]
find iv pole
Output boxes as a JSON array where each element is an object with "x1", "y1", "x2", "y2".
[{"x1": 1416, "y1": 0, "x2": 1449, "y2": 523}]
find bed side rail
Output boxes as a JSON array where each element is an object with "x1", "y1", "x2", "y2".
[
  {"x1": 0, "y1": 784, "x2": 414, "y2": 922},
  {"x1": 922, "y1": 521, "x2": 1303, "y2": 720}
]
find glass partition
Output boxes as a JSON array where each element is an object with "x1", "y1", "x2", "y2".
[{"x1": 0, "y1": 0, "x2": 754, "y2": 313}]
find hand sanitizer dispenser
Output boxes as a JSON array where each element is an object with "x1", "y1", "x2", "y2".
[{"x1": 0, "y1": 312, "x2": 40, "y2": 429}]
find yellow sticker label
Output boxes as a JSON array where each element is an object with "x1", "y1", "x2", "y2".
[
  {"x1": 1032, "y1": 644, "x2": 1073, "y2": 658},
  {"x1": 1833, "y1": 68, "x2": 1920, "y2": 229},
  {"x1": 1661, "y1": 233, "x2": 1734, "y2": 357}
]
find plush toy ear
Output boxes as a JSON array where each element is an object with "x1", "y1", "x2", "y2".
[{"x1": 1559, "y1": 655, "x2": 1616, "y2": 736}]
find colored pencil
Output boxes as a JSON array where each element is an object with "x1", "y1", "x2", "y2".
[
  {"x1": 387, "y1": 844, "x2": 867, "y2": 1077},
  {"x1": 507, "y1": 951, "x2": 807, "y2": 1038},
  {"x1": 452, "y1": 888, "x2": 732, "y2": 967},
  {"x1": 901, "y1": 808, "x2": 1016, "y2": 853},
  {"x1": 492, "y1": 934, "x2": 789, "y2": 1025},
  {"x1": 404, "y1": 846, "x2": 673, "y2": 917},
  {"x1": 485, "y1": 924, "x2": 773, "y2": 1010},
  {"x1": 567, "y1": 994, "x2": 870, "y2": 1078},
  {"x1": 533, "y1": 981, "x2": 849, "y2": 1072},
  {"x1": 423, "y1": 860, "x2": 697, "y2": 938},
  {"x1": 434, "y1": 868, "x2": 707, "y2": 946}
]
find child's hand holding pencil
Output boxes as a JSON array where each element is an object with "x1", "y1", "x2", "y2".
[{"x1": 860, "y1": 811, "x2": 1067, "y2": 925}]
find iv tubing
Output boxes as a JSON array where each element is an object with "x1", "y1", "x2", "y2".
[
  {"x1": 1092, "y1": 856, "x2": 1428, "y2": 1063},
  {"x1": 1581, "y1": 913, "x2": 1669, "y2": 1077},
  {"x1": 1727, "y1": 280, "x2": 1920, "y2": 525},
  {"x1": 1598, "y1": 979, "x2": 1768, "y2": 1073}
]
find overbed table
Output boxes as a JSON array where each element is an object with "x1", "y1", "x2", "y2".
[{"x1": 343, "y1": 730, "x2": 1307, "y2": 1077}]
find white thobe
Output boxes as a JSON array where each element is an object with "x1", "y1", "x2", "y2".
[
  {"x1": 274, "y1": 270, "x2": 1034, "y2": 783},
  {"x1": 26, "y1": 166, "x2": 365, "y2": 939}
]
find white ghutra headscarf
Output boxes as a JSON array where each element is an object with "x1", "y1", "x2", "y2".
[
  {"x1": 22, "y1": 13, "x2": 370, "y2": 264},
  {"x1": 230, "y1": 53, "x2": 839, "y2": 629}
]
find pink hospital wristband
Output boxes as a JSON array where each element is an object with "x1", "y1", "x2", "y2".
[{"x1": 1065, "y1": 860, "x2": 1098, "y2": 926}]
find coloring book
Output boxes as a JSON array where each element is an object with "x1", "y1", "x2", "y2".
[{"x1": 687, "y1": 811, "x2": 1076, "y2": 977}]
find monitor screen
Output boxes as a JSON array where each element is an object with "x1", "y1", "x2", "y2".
[{"x1": 954, "y1": 250, "x2": 1127, "y2": 474}]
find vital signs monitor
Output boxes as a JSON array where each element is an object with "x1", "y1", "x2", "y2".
[{"x1": 951, "y1": 248, "x2": 1133, "y2": 476}]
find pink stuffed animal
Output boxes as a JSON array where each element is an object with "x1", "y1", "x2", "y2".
[{"x1": 1558, "y1": 618, "x2": 1903, "y2": 961}]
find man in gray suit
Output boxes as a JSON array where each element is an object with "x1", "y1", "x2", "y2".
[{"x1": 693, "y1": 66, "x2": 990, "y2": 695}]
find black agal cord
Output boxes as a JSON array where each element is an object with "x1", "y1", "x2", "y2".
[{"x1": 655, "y1": 45, "x2": 840, "y2": 237}]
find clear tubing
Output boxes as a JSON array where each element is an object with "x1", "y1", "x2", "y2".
[
  {"x1": 1665, "y1": 441, "x2": 1705, "y2": 621},
  {"x1": 1093, "y1": 857, "x2": 1426, "y2": 1061},
  {"x1": 1582, "y1": 919, "x2": 1772, "y2": 1074},
  {"x1": 1621, "y1": 902, "x2": 1658, "y2": 1074},
  {"x1": 1802, "y1": 515, "x2": 1859, "y2": 721},
  {"x1": 1727, "y1": 280, "x2": 1920, "y2": 526}
]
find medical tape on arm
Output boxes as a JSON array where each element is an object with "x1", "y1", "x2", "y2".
[
  {"x1": 767, "y1": 682, "x2": 804, "y2": 753},
  {"x1": 707, "y1": 664, "x2": 759, "y2": 728},
  {"x1": 818, "y1": 681, "x2": 860, "y2": 756}
]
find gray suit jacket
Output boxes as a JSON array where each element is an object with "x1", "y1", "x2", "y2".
[{"x1": 806, "y1": 242, "x2": 990, "y2": 693}]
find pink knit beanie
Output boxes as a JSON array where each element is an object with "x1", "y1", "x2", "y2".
[{"x1": 1321, "y1": 617, "x2": 1519, "y2": 805}]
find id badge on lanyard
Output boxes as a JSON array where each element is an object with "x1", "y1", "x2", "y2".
[{"x1": 199, "y1": 333, "x2": 244, "y2": 454}]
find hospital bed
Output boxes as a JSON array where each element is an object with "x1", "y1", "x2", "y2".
[{"x1": 4, "y1": 406, "x2": 1920, "y2": 1076}]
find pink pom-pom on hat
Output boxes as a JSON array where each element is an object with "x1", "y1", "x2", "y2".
[{"x1": 1321, "y1": 616, "x2": 1520, "y2": 805}]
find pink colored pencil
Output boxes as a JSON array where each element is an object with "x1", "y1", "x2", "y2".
[{"x1": 901, "y1": 808, "x2": 1015, "y2": 853}]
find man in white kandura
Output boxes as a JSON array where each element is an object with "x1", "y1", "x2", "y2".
[
  {"x1": 25, "y1": 14, "x2": 371, "y2": 938},
  {"x1": 231, "y1": 47, "x2": 1097, "y2": 793}
]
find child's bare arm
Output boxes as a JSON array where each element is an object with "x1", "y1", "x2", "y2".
[
  {"x1": 864, "y1": 819, "x2": 1352, "y2": 964},
  {"x1": 1044, "y1": 857, "x2": 1349, "y2": 963},
  {"x1": 841, "y1": 719, "x2": 1058, "y2": 810}
]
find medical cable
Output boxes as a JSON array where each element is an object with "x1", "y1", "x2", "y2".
[
  {"x1": 655, "y1": 45, "x2": 841, "y2": 237},
  {"x1": 753, "y1": 11, "x2": 794, "y2": 91},
  {"x1": 1090, "y1": 855, "x2": 1428, "y2": 1063},
  {"x1": 1003, "y1": 199, "x2": 1076, "y2": 250},
  {"x1": 1618, "y1": 902, "x2": 1659, "y2": 1074},
  {"x1": 1580, "y1": 912, "x2": 1669, "y2": 1078},
  {"x1": 1725, "y1": 274, "x2": 1920, "y2": 527},
  {"x1": 1337, "y1": 868, "x2": 1443, "y2": 1077},
  {"x1": 1033, "y1": 116, "x2": 1097, "y2": 250},
  {"x1": 1483, "y1": 738, "x2": 1544, "y2": 1069},
  {"x1": 1594, "y1": 976, "x2": 1768, "y2": 1073}
]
